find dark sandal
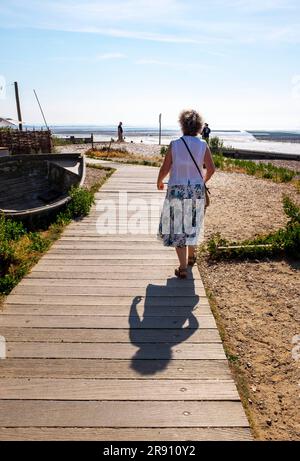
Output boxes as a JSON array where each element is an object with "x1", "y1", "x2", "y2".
[
  {"x1": 188, "y1": 255, "x2": 197, "y2": 266},
  {"x1": 175, "y1": 267, "x2": 188, "y2": 279}
]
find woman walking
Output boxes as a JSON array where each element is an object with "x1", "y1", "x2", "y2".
[{"x1": 157, "y1": 109, "x2": 215, "y2": 279}]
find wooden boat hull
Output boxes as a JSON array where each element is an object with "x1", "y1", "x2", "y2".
[{"x1": 0, "y1": 153, "x2": 86, "y2": 218}]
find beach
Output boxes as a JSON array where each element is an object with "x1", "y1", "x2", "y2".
[{"x1": 48, "y1": 125, "x2": 300, "y2": 157}]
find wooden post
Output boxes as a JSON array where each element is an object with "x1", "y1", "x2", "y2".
[
  {"x1": 91, "y1": 133, "x2": 94, "y2": 150},
  {"x1": 159, "y1": 113, "x2": 162, "y2": 145},
  {"x1": 14, "y1": 82, "x2": 23, "y2": 131}
]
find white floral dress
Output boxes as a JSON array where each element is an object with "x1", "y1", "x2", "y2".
[{"x1": 157, "y1": 180, "x2": 205, "y2": 247}]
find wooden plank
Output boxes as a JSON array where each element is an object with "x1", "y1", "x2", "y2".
[
  {"x1": 20, "y1": 278, "x2": 204, "y2": 288},
  {"x1": 0, "y1": 327, "x2": 221, "y2": 343},
  {"x1": 76, "y1": 218, "x2": 162, "y2": 223},
  {"x1": 37, "y1": 254, "x2": 178, "y2": 266},
  {"x1": 50, "y1": 249, "x2": 178, "y2": 256},
  {"x1": 87, "y1": 213, "x2": 160, "y2": 217},
  {"x1": 101, "y1": 178, "x2": 157, "y2": 181},
  {"x1": 61, "y1": 234, "x2": 161, "y2": 240},
  {"x1": 0, "y1": 359, "x2": 232, "y2": 379},
  {"x1": 99, "y1": 178, "x2": 158, "y2": 181},
  {"x1": 0, "y1": 427, "x2": 253, "y2": 441},
  {"x1": 0, "y1": 378, "x2": 239, "y2": 401},
  {"x1": 43, "y1": 254, "x2": 179, "y2": 260},
  {"x1": 60, "y1": 236, "x2": 164, "y2": 241},
  {"x1": 30, "y1": 265, "x2": 195, "y2": 275},
  {"x1": 0, "y1": 315, "x2": 217, "y2": 329},
  {"x1": 58, "y1": 233, "x2": 166, "y2": 238},
  {"x1": 28, "y1": 271, "x2": 198, "y2": 280},
  {"x1": 6, "y1": 342, "x2": 225, "y2": 359},
  {"x1": 50, "y1": 248, "x2": 171, "y2": 255},
  {"x1": 4, "y1": 295, "x2": 208, "y2": 306},
  {"x1": 1, "y1": 304, "x2": 212, "y2": 316},
  {"x1": 62, "y1": 231, "x2": 160, "y2": 237},
  {"x1": 89, "y1": 206, "x2": 162, "y2": 210},
  {"x1": 63, "y1": 226, "x2": 160, "y2": 231},
  {"x1": 94, "y1": 195, "x2": 163, "y2": 200},
  {"x1": 54, "y1": 243, "x2": 168, "y2": 250},
  {"x1": 98, "y1": 190, "x2": 159, "y2": 193},
  {"x1": 11, "y1": 286, "x2": 206, "y2": 297},
  {"x1": 0, "y1": 401, "x2": 249, "y2": 427},
  {"x1": 97, "y1": 188, "x2": 162, "y2": 193}
]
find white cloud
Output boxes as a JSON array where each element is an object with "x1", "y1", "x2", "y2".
[
  {"x1": 1, "y1": 0, "x2": 300, "y2": 45},
  {"x1": 137, "y1": 58, "x2": 213, "y2": 70},
  {"x1": 76, "y1": 27, "x2": 198, "y2": 44}
]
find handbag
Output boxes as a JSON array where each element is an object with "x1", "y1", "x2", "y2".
[{"x1": 181, "y1": 137, "x2": 211, "y2": 209}]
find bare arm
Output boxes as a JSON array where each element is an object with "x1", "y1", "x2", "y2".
[
  {"x1": 203, "y1": 145, "x2": 215, "y2": 184},
  {"x1": 157, "y1": 145, "x2": 172, "y2": 190}
]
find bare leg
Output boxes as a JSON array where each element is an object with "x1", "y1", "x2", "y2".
[
  {"x1": 175, "y1": 246, "x2": 187, "y2": 270},
  {"x1": 188, "y1": 245, "x2": 196, "y2": 258}
]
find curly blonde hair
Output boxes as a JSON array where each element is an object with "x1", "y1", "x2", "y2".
[{"x1": 179, "y1": 109, "x2": 204, "y2": 136}]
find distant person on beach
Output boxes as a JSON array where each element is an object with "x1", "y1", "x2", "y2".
[
  {"x1": 117, "y1": 122, "x2": 124, "y2": 142},
  {"x1": 202, "y1": 123, "x2": 211, "y2": 142},
  {"x1": 157, "y1": 109, "x2": 215, "y2": 279}
]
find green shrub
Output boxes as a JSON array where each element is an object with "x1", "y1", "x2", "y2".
[
  {"x1": 283, "y1": 195, "x2": 300, "y2": 223},
  {"x1": 0, "y1": 273, "x2": 20, "y2": 295},
  {"x1": 28, "y1": 232, "x2": 51, "y2": 252},
  {"x1": 243, "y1": 161, "x2": 257, "y2": 176},
  {"x1": 202, "y1": 196, "x2": 300, "y2": 260},
  {"x1": 212, "y1": 154, "x2": 225, "y2": 169},
  {"x1": 0, "y1": 216, "x2": 24, "y2": 275},
  {"x1": 62, "y1": 186, "x2": 95, "y2": 220},
  {"x1": 278, "y1": 168, "x2": 295, "y2": 183},
  {"x1": 0, "y1": 240, "x2": 17, "y2": 267},
  {"x1": 213, "y1": 156, "x2": 297, "y2": 184},
  {"x1": 0, "y1": 264, "x2": 27, "y2": 295},
  {"x1": 0, "y1": 215, "x2": 25, "y2": 241},
  {"x1": 209, "y1": 136, "x2": 224, "y2": 154}
]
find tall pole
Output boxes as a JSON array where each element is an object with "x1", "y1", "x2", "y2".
[
  {"x1": 33, "y1": 89, "x2": 49, "y2": 131},
  {"x1": 14, "y1": 82, "x2": 23, "y2": 131},
  {"x1": 159, "y1": 113, "x2": 162, "y2": 145}
]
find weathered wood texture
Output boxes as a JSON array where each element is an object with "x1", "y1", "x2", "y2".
[{"x1": 0, "y1": 162, "x2": 251, "y2": 440}]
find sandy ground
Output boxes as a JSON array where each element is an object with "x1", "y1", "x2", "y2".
[
  {"x1": 203, "y1": 171, "x2": 299, "y2": 241},
  {"x1": 57, "y1": 142, "x2": 164, "y2": 157},
  {"x1": 198, "y1": 171, "x2": 300, "y2": 440},
  {"x1": 84, "y1": 164, "x2": 108, "y2": 190}
]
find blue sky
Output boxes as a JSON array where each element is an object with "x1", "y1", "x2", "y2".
[{"x1": 0, "y1": 0, "x2": 300, "y2": 129}]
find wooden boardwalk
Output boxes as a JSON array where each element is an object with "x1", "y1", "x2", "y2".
[{"x1": 0, "y1": 162, "x2": 252, "y2": 440}]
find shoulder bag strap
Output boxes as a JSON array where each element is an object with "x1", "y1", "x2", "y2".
[{"x1": 180, "y1": 137, "x2": 210, "y2": 194}]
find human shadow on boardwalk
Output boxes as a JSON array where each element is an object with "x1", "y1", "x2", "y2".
[{"x1": 129, "y1": 274, "x2": 199, "y2": 375}]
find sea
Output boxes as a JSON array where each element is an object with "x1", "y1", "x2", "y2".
[{"x1": 26, "y1": 125, "x2": 300, "y2": 156}]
